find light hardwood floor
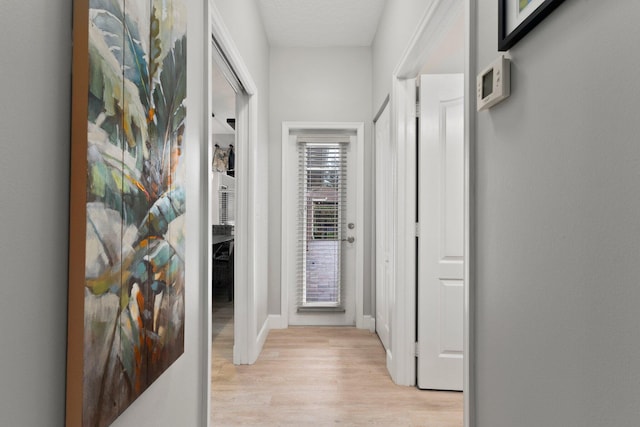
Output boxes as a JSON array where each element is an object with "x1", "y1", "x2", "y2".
[{"x1": 211, "y1": 298, "x2": 463, "y2": 426}]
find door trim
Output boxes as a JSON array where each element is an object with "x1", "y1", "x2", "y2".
[
  {"x1": 388, "y1": 0, "x2": 475, "y2": 425},
  {"x1": 464, "y1": 2, "x2": 477, "y2": 424},
  {"x1": 281, "y1": 122, "x2": 365, "y2": 329},
  {"x1": 388, "y1": 76, "x2": 418, "y2": 386}
]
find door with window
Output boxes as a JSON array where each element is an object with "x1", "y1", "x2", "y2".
[
  {"x1": 288, "y1": 135, "x2": 356, "y2": 326},
  {"x1": 417, "y1": 74, "x2": 464, "y2": 390}
]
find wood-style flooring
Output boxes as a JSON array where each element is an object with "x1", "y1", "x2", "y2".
[{"x1": 211, "y1": 298, "x2": 463, "y2": 426}]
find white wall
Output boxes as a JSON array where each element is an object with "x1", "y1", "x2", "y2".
[
  {"x1": 0, "y1": 0, "x2": 71, "y2": 424},
  {"x1": 372, "y1": 0, "x2": 435, "y2": 112},
  {"x1": 0, "y1": 0, "x2": 209, "y2": 426},
  {"x1": 268, "y1": 47, "x2": 373, "y2": 317},
  {"x1": 212, "y1": 133, "x2": 235, "y2": 148},
  {"x1": 474, "y1": 1, "x2": 640, "y2": 426},
  {"x1": 213, "y1": 0, "x2": 271, "y2": 331}
]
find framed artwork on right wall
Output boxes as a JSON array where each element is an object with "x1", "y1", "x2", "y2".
[{"x1": 499, "y1": 0, "x2": 566, "y2": 51}]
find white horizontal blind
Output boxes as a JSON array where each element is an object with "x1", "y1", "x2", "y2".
[
  {"x1": 297, "y1": 137, "x2": 349, "y2": 309},
  {"x1": 219, "y1": 187, "x2": 235, "y2": 225}
]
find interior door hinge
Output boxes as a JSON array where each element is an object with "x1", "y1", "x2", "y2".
[
  {"x1": 415, "y1": 222, "x2": 420, "y2": 237},
  {"x1": 415, "y1": 102, "x2": 420, "y2": 117},
  {"x1": 415, "y1": 342, "x2": 420, "y2": 358}
]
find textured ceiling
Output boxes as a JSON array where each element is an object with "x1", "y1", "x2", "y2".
[{"x1": 257, "y1": 0, "x2": 387, "y2": 47}]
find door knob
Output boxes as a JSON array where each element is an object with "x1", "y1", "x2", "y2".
[{"x1": 342, "y1": 236, "x2": 355, "y2": 243}]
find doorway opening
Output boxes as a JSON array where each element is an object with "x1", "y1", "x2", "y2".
[
  {"x1": 205, "y1": 6, "x2": 263, "y2": 422},
  {"x1": 376, "y1": 0, "x2": 473, "y2": 425},
  {"x1": 210, "y1": 37, "x2": 239, "y2": 374}
]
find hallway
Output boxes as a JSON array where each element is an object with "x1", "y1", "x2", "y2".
[{"x1": 211, "y1": 298, "x2": 462, "y2": 426}]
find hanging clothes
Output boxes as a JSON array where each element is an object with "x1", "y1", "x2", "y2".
[
  {"x1": 227, "y1": 144, "x2": 235, "y2": 171},
  {"x1": 212, "y1": 144, "x2": 228, "y2": 172}
]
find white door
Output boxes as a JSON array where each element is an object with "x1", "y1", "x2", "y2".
[
  {"x1": 417, "y1": 74, "x2": 464, "y2": 390},
  {"x1": 288, "y1": 135, "x2": 357, "y2": 326},
  {"x1": 375, "y1": 103, "x2": 392, "y2": 350}
]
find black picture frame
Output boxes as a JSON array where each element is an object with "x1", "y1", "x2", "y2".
[{"x1": 499, "y1": 0, "x2": 565, "y2": 51}]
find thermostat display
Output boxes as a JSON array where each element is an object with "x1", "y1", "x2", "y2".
[
  {"x1": 477, "y1": 55, "x2": 510, "y2": 111},
  {"x1": 482, "y1": 69, "x2": 493, "y2": 98}
]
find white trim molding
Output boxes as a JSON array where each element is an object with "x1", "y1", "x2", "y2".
[
  {"x1": 256, "y1": 316, "x2": 270, "y2": 358},
  {"x1": 388, "y1": 76, "x2": 418, "y2": 386},
  {"x1": 363, "y1": 315, "x2": 376, "y2": 333},
  {"x1": 281, "y1": 121, "x2": 366, "y2": 329},
  {"x1": 268, "y1": 314, "x2": 287, "y2": 330},
  {"x1": 464, "y1": 0, "x2": 477, "y2": 425}
]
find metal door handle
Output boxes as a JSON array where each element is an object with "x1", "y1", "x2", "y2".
[{"x1": 342, "y1": 236, "x2": 355, "y2": 243}]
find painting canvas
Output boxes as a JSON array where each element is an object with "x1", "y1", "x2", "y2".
[
  {"x1": 519, "y1": 0, "x2": 534, "y2": 12},
  {"x1": 513, "y1": 0, "x2": 545, "y2": 29},
  {"x1": 66, "y1": 0, "x2": 187, "y2": 426}
]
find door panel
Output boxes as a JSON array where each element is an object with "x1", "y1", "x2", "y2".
[
  {"x1": 439, "y1": 279, "x2": 464, "y2": 354},
  {"x1": 442, "y1": 100, "x2": 464, "y2": 259},
  {"x1": 375, "y1": 103, "x2": 391, "y2": 350},
  {"x1": 417, "y1": 74, "x2": 464, "y2": 391}
]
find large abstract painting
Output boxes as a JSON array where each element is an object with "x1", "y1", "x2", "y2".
[{"x1": 66, "y1": 0, "x2": 187, "y2": 426}]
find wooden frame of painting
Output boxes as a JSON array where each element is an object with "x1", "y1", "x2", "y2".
[
  {"x1": 66, "y1": 0, "x2": 187, "y2": 425},
  {"x1": 499, "y1": 0, "x2": 565, "y2": 51}
]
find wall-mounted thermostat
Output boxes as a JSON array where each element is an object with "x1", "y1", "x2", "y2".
[{"x1": 477, "y1": 55, "x2": 510, "y2": 111}]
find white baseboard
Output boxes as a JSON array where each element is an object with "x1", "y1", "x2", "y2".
[
  {"x1": 267, "y1": 314, "x2": 373, "y2": 331},
  {"x1": 253, "y1": 317, "x2": 270, "y2": 363},
  {"x1": 363, "y1": 315, "x2": 376, "y2": 332},
  {"x1": 268, "y1": 314, "x2": 287, "y2": 330}
]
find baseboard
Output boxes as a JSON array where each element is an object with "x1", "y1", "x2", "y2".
[
  {"x1": 253, "y1": 317, "x2": 270, "y2": 363},
  {"x1": 268, "y1": 314, "x2": 287, "y2": 329},
  {"x1": 363, "y1": 315, "x2": 376, "y2": 332},
  {"x1": 268, "y1": 314, "x2": 372, "y2": 331},
  {"x1": 233, "y1": 344, "x2": 239, "y2": 364}
]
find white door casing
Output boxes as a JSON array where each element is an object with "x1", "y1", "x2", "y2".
[
  {"x1": 417, "y1": 74, "x2": 464, "y2": 391},
  {"x1": 281, "y1": 122, "x2": 365, "y2": 328},
  {"x1": 374, "y1": 100, "x2": 392, "y2": 350}
]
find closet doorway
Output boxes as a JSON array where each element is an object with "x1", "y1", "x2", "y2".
[
  {"x1": 210, "y1": 39, "x2": 238, "y2": 371},
  {"x1": 205, "y1": 7, "x2": 263, "y2": 419}
]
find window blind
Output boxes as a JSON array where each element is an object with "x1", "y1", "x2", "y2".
[
  {"x1": 297, "y1": 136, "x2": 349, "y2": 310},
  {"x1": 219, "y1": 187, "x2": 235, "y2": 225}
]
